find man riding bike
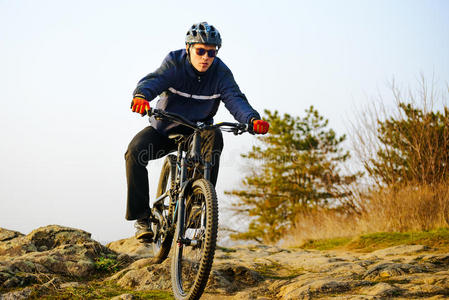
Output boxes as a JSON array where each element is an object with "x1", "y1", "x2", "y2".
[{"x1": 125, "y1": 22, "x2": 270, "y2": 242}]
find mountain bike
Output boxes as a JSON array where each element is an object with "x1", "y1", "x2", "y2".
[{"x1": 147, "y1": 108, "x2": 249, "y2": 300}]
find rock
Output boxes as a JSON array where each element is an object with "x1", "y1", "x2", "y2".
[
  {"x1": 208, "y1": 263, "x2": 263, "y2": 293},
  {"x1": 421, "y1": 254, "x2": 449, "y2": 266},
  {"x1": 402, "y1": 283, "x2": 448, "y2": 298},
  {"x1": 277, "y1": 276, "x2": 351, "y2": 299},
  {"x1": 328, "y1": 262, "x2": 367, "y2": 277},
  {"x1": 111, "y1": 293, "x2": 137, "y2": 300},
  {"x1": 0, "y1": 225, "x2": 118, "y2": 289},
  {"x1": 109, "y1": 256, "x2": 263, "y2": 294},
  {"x1": 0, "y1": 287, "x2": 33, "y2": 300},
  {"x1": 107, "y1": 237, "x2": 153, "y2": 258},
  {"x1": 111, "y1": 258, "x2": 172, "y2": 290},
  {"x1": 360, "y1": 282, "x2": 401, "y2": 297},
  {"x1": 0, "y1": 228, "x2": 23, "y2": 242},
  {"x1": 0, "y1": 225, "x2": 93, "y2": 258},
  {"x1": 363, "y1": 262, "x2": 426, "y2": 280},
  {"x1": 2, "y1": 226, "x2": 449, "y2": 299},
  {"x1": 365, "y1": 245, "x2": 429, "y2": 258},
  {"x1": 261, "y1": 250, "x2": 349, "y2": 273}
]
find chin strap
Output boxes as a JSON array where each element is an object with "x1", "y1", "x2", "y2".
[{"x1": 186, "y1": 44, "x2": 193, "y2": 64}]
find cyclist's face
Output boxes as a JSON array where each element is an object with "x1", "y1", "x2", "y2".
[{"x1": 187, "y1": 44, "x2": 216, "y2": 73}]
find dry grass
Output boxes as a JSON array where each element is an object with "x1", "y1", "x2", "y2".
[
  {"x1": 361, "y1": 183, "x2": 449, "y2": 232},
  {"x1": 283, "y1": 183, "x2": 449, "y2": 247},
  {"x1": 282, "y1": 208, "x2": 361, "y2": 247}
]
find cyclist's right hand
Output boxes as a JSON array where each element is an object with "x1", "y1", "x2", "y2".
[
  {"x1": 251, "y1": 119, "x2": 270, "y2": 134},
  {"x1": 131, "y1": 95, "x2": 150, "y2": 116}
]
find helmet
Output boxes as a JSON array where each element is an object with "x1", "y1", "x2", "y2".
[{"x1": 185, "y1": 22, "x2": 222, "y2": 49}]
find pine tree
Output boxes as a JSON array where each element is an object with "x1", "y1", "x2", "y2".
[{"x1": 227, "y1": 107, "x2": 360, "y2": 243}]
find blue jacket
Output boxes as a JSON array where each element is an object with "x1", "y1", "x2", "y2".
[{"x1": 133, "y1": 49, "x2": 260, "y2": 136}]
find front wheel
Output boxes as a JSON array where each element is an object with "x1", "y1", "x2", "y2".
[{"x1": 171, "y1": 179, "x2": 218, "y2": 300}]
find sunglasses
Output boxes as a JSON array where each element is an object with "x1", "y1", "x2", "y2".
[{"x1": 194, "y1": 47, "x2": 217, "y2": 58}]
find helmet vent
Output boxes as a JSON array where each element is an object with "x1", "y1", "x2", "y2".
[{"x1": 185, "y1": 22, "x2": 222, "y2": 49}]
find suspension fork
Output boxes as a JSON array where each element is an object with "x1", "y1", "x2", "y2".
[
  {"x1": 175, "y1": 154, "x2": 189, "y2": 246},
  {"x1": 191, "y1": 130, "x2": 212, "y2": 181},
  {"x1": 204, "y1": 161, "x2": 211, "y2": 181}
]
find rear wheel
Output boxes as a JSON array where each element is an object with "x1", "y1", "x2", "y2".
[
  {"x1": 171, "y1": 179, "x2": 218, "y2": 300},
  {"x1": 151, "y1": 154, "x2": 176, "y2": 263}
]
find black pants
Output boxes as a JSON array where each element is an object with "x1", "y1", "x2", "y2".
[{"x1": 125, "y1": 126, "x2": 223, "y2": 220}]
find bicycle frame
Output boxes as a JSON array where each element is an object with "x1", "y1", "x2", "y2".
[
  {"x1": 152, "y1": 128, "x2": 213, "y2": 247},
  {"x1": 147, "y1": 108, "x2": 250, "y2": 299},
  {"x1": 149, "y1": 108, "x2": 249, "y2": 246}
]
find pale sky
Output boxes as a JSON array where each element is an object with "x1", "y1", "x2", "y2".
[{"x1": 1, "y1": 0, "x2": 448, "y2": 243}]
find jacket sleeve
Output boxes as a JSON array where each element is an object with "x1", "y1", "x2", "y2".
[
  {"x1": 133, "y1": 53, "x2": 175, "y2": 101},
  {"x1": 219, "y1": 70, "x2": 261, "y2": 124}
]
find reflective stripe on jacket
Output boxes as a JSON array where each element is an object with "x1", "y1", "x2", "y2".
[{"x1": 133, "y1": 49, "x2": 260, "y2": 135}]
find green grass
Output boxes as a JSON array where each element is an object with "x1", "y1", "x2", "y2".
[
  {"x1": 298, "y1": 228, "x2": 449, "y2": 252},
  {"x1": 347, "y1": 228, "x2": 449, "y2": 252},
  {"x1": 29, "y1": 281, "x2": 174, "y2": 300},
  {"x1": 300, "y1": 237, "x2": 352, "y2": 251},
  {"x1": 94, "y1": 256, "x2": 121, "y2": 273}
]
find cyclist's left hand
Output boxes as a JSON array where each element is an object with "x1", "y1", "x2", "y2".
[{"x1": 252, "y1": 119, "x2": 270, "y2": 134}]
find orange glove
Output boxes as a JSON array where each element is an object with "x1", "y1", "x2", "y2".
[
  {"x1": 252, "y1": 119, "x2": 270, "y2": 134},
  {"x1": 131, "y1": 95, "x2": 150, "y2": 115}
]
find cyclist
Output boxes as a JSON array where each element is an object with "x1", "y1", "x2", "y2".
[{"x1": 125, "y1": 22, "x2": 270, "y2": 242}]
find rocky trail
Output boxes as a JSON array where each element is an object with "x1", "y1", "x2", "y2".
[{"x1": 1, "y1": 225, "x2": 448, "y2": 299}]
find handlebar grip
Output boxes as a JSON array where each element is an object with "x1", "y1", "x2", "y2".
[{"x1": 147, "y1": 108, "x2": 162, "y2": 116}]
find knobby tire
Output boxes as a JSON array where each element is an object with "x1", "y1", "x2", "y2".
[{"x1": 171, "y1": 178, "x2": 218, "y2": 300}]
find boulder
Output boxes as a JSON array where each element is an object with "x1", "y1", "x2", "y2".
[
  {"x1": 360, "y1": 282, "x2": 401, "y2": 297},
  {"x1": 363, "y1": 262, "x2": 427, "y2": 280},
  {"x1": 106, "y1": 237, "x2": 153, "y2": 258},
  {"x1": 0, "y1": 225, "x2": 118, "y2": 289}
]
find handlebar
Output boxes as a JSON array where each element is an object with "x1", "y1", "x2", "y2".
[{"x1": 147, "y1": 108, "x2": 250, "y2": 135}]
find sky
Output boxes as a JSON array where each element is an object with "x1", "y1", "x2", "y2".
[{"x1": 1, "y1": 0, "x2": 448, "y2": 243}]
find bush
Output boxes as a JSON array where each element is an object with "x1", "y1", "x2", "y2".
[{"x1": 352, "y1": 77, "x2": 449, "y2": 186}]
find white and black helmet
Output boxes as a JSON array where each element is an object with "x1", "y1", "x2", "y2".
[{"x1": 185, "y1": 22, "x2": 222, "y2": 49}]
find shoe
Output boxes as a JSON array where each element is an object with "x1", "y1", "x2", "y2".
[{"x1": 134, "y1": 218, "x2": 154, "y2": 242}]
